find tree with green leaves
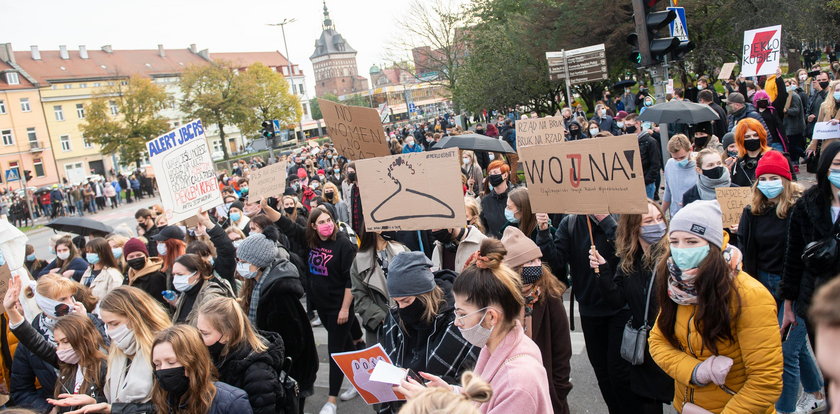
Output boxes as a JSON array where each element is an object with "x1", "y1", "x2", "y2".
[
  {"x1": 309, "y1": 93, "x2": 370, "y2": 121},
  {"x1": 179, "y1": 60, "x2": 252, "y2": 160},
  {"x1": 238, "y1": 62, "x2": 302, "y2": 137},
  {"x1": 80, "y1": 76, "x2": 170, "y2": 167}
]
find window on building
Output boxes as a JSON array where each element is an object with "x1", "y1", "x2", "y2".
[
  {"x1": 109, "y1": 100, "x2": 118, "y2": 115},
  {"x1": 76, "y1": 103, "x2": 85, "y2": 119},
  {"x1": 64, "y1": 84, "x2": 72, "y2": 89},
  {"x1": 93, "y1": 82, "x2": 101, "y2": 87},
  {"x1": 54, "y1": 105, "x2": 64, "y2": 121},
  {"x1": 8, "y1": 161, "x2": 19, "y2": 178},
  {"x1": 1, "y1": 130, "x2": 12, "y2": 146},
  {"x1": 5, "y1": 72, "x2": 19, "y2": 85},
  {"x1": 33, "y1": 158, "x2": 44, "y2": 177},
  {"x1": 27, "y1": 127, "x2": 36, "y2": 143},
  {"x1": 83, "y1": 136, "x2": 93, "y2": 148},
  {"x1": 302, "y1": 103, "x2": 309, "y2": 116},
  {"x1": 120, "y1": 80, "x2": 128, "y2": 86},
  {"x1": 298, "y1": 84, "x2": 304, "y2": 94},
  {"x1": 20, "y1": 98, "x2": 30, "y2": 112},
  {"x1": 0, "y1": 100, "x2": 5, "y2": 114},
  {"x1": 60, "y1": 135, "x2": 71, "y2": 152},
  {"x1": 79, "y1": 83, "x2": 87, "y2": 88}
]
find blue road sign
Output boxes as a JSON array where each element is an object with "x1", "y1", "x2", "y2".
[
  {"x1": 5, "y1": 168, "x2": 20, "y2": 182},
  {"x1": 408, "y1": 103, "x2": 416, "y2": 113},
  {"x1": 667, "y1": 7, "x2": 689, "y2": 45},
  {"x1": 272, "y1": 119, "x2": 281, "y2": 131}
]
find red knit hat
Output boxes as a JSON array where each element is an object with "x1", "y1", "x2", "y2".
[
  {"x1": 123, "y1": 238, "x2": 149, "y2": 258},
  {"x1": 755, "y1": 150, "x2": 791, "y2": 181},
  {"x1": 296, "y1": 168, "x2": 307, "y2": 179}
]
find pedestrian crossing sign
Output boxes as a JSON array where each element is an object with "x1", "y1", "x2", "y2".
[
  {"x1": 668, "y1": 7, "x2": 689, "y2": 45},
  {"x1": 5, "y1": 168, "x2": 20, "y2": 182}
]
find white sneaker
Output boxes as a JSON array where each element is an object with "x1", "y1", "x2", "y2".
[
  {"x1": 311, "y1": 316, "x2": 322, "y2": 327},
  {"x1": 339, "y1": 386, "x2": 358, "y2": 401},
  {"x1": 795, "y1": 393, "x2": 826, "y2": 414},
  {"x1": 319, "y1": 402, "x2": 337, "y2": 414}
]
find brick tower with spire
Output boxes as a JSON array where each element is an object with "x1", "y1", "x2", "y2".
[{"x1": 310, "y1": 1, "x2": 369, "y2": 97}]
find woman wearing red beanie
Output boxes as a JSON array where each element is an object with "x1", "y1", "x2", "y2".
[
  {"x1": 123, "y1": 238, "x2": 169, "y2": 310},
  {"x1": 737, "y1": 150, "x2": 824, "y2": 413}
]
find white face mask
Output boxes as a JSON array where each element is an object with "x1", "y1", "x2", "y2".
[
  {"x1": 107, "y1": 323, "x2": 137, "y2": 354},
  {"x1": 457, "y1": 307, "x2": 494, "y2": 348},
  {"x1": 157, "y1": 243, "x2": 167, "y2": 256},
  {"x1": 236, "y1": 262, "x2": 256, "y2": 279},
  {"x1": 589, "y1": 128, "x2": 600, "y2": 136},
  {"x1": 57, "y1": 251, "x2": 70, "y2": 261},
  {"x1": 173, "y1": 272, "x2": 197, "y2": 292},
  {"x1": 462, "y1": 157, "x2": 471, "y2": 166}
]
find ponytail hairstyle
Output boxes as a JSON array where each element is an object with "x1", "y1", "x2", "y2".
[
  {"x1": 399, "y1": 370, "x2": 492, "y2": 414},
  {"x1": 151, "y1": 325, "x2": 217, "y2": 414},
  {"x1": 198, "y1": 297, "x2": 268, "y2": 358},
  {"x1": 53, "y1": 314, "x2": 106, "y2": 397},
  {"x1": 453, "y1": 239, "x2": 524, "y2": 324}
]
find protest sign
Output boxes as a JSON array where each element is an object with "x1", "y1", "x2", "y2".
[
  {"x1": 515, "y1": 116, "x2": 566, "y2": 148},
  {"x1": 812, "y1": 122, "x2": 840, "y2": 141},
  {"x1": 718, "y1": 62, "x2": 737, "y2": 80},
  {"x1": 716, "y1": 187, "x2": 753, "y2": 228},
  {"x1": 331, "y1": 344, "x2": 405, "y2": 405},
  {"x1": 355, "y1": 148, "x2": 467, "y2": 231},
  {"x1": 741, "y1": 25, "x2": 782, "y2": 77},
  {"x1": 318, "y1": 99, "x2": 390, "y2": 160},
  {"x1": 518, "y1": 135, "x2": 647, "y2": 214},
  {"x1": 147, "y1": 119, "x2": 223, "y2": 224},
  {"x1": 247, "y1": 161, "x2": 288, "y2": 201}
]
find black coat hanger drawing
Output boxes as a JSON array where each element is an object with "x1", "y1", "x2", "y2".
[{"x1": 370, "y1": 156, "x2": 456, "y2": 223}]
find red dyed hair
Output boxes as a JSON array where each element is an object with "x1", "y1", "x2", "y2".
[
  {"x1": 161, "y1": 239, "x2": 186, "y2": 272},
  {"x1": 734, "y1": 118, "x2": 771, "y2": 157},
  {"x1": 487, "y1": 160, "x2": 510, "y2": 174}
]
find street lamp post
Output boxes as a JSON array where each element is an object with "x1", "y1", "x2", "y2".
[{"x1": 268, "y1": 18, "x2": 306, "y2": 146}]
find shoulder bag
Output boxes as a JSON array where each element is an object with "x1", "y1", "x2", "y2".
[{"x1": 620, "y1": 272, "x2": 656, "y2": 365}]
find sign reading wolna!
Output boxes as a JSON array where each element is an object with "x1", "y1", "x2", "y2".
[
  {"x1": 518, "y1": 135, "x2": 647, "y2": 214},
  {"x1": 147, "y1": 119, "x2": 223, "y2": 223}
]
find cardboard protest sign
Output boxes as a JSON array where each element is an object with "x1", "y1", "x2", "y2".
[
  {"x1": 812, "y1": 122, "x2": 840, "y2": 141},
  {"x1": 318, "y1": 99, "x2": 390, "y2": 160},
  {"x1": 355, "y1": 148, "x2": 467, "y2": 231},
  {"x1": 331, "y1": 344, "x2": 405, "y2": 405},
  {"x1": 147, "y1": 119, "x2": 223, "y2": 224},
  {"x1": 515, "y1": 116, "x2": 566, "y2": 148},
  {"x1": 247, "y1": 161, "x2": 288, "y2": 201},
  {"x1": 716, "y1": 187, "x2": 753, "y2": 228},
  {"x1": 0, "y1": 264, "x2": 10, "y2": 314},
  {"x1": 718, "y1": 62, "x2": 737, "y2": 80},
  {"x1": 518, "y1": 135, "x2": 647, "y2": 214},
  {"x1": 741, "y1": 25, "x2": 782, "y2": 77}
]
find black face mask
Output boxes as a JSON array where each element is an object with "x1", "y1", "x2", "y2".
[
  {"x1": 127, "y1": 257, "x2": 146, "y2": 270},
  {"x1": 694, "y1": 136, "x2": 709, "y2": 148},
  {"x1": 154, "y1": 366, "x2": 190, "y2": 396},
  {"x1": 569, "y1": 128, "x2": 581, "y2": 137},
  {"x1": 702, "y1": 166, "x2": 725, "y2": 179},
  {"x1": 756, "y1": 100, "x2": 769, "y2": 109},
  {"x1": 488, "y1": 174, "x2": 504, "y2": 187},
  {"x1": 207, "y1": 341, "x2": 225, "y2": 361},
  {"x1": 819, "y1": 81, "x2": 830, "y2": 90},
  {"x1": 283, "y1": 206, "x2": 295, "y2": 215},
  {"x1": 347, "y1": 172, "x2": 357, "y2": 182},
  {"x1": 398, "y1": 299, "x2": 427, "y2": 327},
  {"x1": 625, "y1": 125, "x2": 637, "y2": 134},
  {"x1": 324, "y1": 191, "x2": 335, "y2": 200},
  {"x1": 431, "y1": 229, "x2": 452, "y2": 244},
  {"x1": 744, "y1": 139, "x2": 761, "y2": 152}
]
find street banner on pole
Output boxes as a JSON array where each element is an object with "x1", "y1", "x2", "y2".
[
  {"x1": 741, "y1": 25, "x2": 782, "y2": 77},
  {"x1": 248, "y1": 161, "x2": 288, "y2": 201},
  {"x1": 518, "y1": 135, "x2": 648, "y2": 214},
  {"x1": 515, "y1": 116, "x2": 567, "y2": 148},
  {"x1": 355, "y1": 148, "x2": 466, "y2": 231},
  {"x1": 147, "y1": 119, "x2": 223, "y2": 224},
  {"x1": 319, "y1": 99, "x2": 390, "y2": 160}
]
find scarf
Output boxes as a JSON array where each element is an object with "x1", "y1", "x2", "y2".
[
  {"x1": 351, "y1": 184, "x2": 364, "y2": 235},
  {"x1": 34, "y1": 313, "x2": 57, "y2": 345},
  {"x1": 696, "y1": 168, "x2": 731, "y2": 200},
  {"x1": 667, "y1": 244, "x2": 743, "y2": 306},
  {"x1": 106, "y1": 349, "x2": 154, "y2": 404}
]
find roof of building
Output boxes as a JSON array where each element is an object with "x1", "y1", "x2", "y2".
[
  {"x1": 310, "y1": 2, "x2": 357, "y2": 59},
  {"x1": 12, "y1": 47, "x2": 210, "y2": 85},
  {"x1": 0, "y1": 60, "x2": 36, "y2": 90},
  {"x1": 211, "y1": 51, "x2": 302, "y2": 76}
]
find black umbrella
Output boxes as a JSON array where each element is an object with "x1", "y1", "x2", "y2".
[
  {"x1": 432, "y1": 134, "x2": 515, "y2": 153},
  {"x1": 46, "y1": 217, "x2": 114, "y2": 236},
  {"x1": 34, "y1": 186, "x2": 52, "y2": 194},
  {"x1": 637, "y1": 100, "x2": 720, "y2": 124},
  {"x1": 613, "y1": 79, "x2": 636, "y2": 89}
]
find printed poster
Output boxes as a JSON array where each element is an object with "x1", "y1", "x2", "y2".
[
  {"x1": 331, "y1": 344, "x2": 406, "y2": 405},
  {"x1": 741, "y1": 25, "x2": 782, "y2": 77}
]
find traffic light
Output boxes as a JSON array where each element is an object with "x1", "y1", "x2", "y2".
[
  {"x1": 23, "y1": 170, "x2": 32, "y2": 182},
  {"x1": 629, "y1": 0, "x2": 680, "y2": 67},
  {"x1": 261, "y1": 120, "x2": 275, "y2": 139},
  {"x1": 669, "y1": 41, "x2": 695, "y2": 62}
]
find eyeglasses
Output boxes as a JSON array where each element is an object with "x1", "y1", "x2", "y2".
[{"x1": 454, "y1": 307, "x2": 489, "y2": 323}]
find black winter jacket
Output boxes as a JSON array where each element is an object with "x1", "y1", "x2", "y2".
[
  {"x1": 479, "y1": 183, "x2": 516, "y2": 239},
  {"x1": 216, "y1": 331, "x2": 286, "y2": 414},
  {"x1": 206, "y1": 223, "x2": 237, "y2": 292},
  {"x1": 208, "y1": 382, "x2": 253, "y2": 414},
  {"x1": 638, "y1": 132, "x2": 662, "y2": 185}
]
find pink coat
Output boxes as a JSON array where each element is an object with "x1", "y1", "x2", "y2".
[{"x1": 474, "y1": 322, "x2": 553, "y2": 414}]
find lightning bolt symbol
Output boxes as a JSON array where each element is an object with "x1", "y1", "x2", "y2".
[{"x1": 750, "y1": 30, "x2": 777, "y2": 75}]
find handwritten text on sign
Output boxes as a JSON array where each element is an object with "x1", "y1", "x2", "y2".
[
  {"x1": 248, "y1": 161, "x2": 288, "y2": 201},
  {"x1": 147, "y1": 119, "x2": 223, "y2": 223},
  {"x1": 515, "y1": 116, "x2": 567, "y2": 148},
  {"x1": 318, "y1": 99, "x2": 390, "y2": 160},
  {"x1": 715, "y1": 187, "x2": 753, "y2": 228},
  {"x1": 518, "y1": 135, "x2": 647, "y2": 214}
]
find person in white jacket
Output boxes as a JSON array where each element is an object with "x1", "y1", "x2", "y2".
[
  {"x1": 430, "y1": 225, "x2": 487, "y2": 273},
  {"x1": 80, "y1": 237, "x2": 124, "y2": 299}
]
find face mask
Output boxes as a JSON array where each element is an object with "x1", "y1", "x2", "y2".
[
  {"x1": 207, "y1": 340, "x2": 225, "y2": 360},
  {"x1": 819, "y1": 81, "x2": 830, "y2": 90},
  {"x1": 521, "y1": 265, "x2": 543, "y2": 285},
  {"x1": 232, "y1": 240, "x2": 243, "y2": 249},
  {"x1": 325, "y1": 191, "x2": 335, "y2": 200},
  {"x1": 157, "y1": 243, "x2": 167, "y2": 256},
  {"x1": 504, "y1": 208, "x2": 519, "y2": 224},
  {"x1": 702, "y1": 166, "x2": 725, "y2": 179},
  {"x1": 208, "y1": 257, "x2": 214, "y2": 266},
  {"x1": 677, "y1": 158, "x2": 690, "y2": 167},
  {"x1": 35, "y1": 292, "x2": 72, "y2": 318},
  {"x1": 744, "y1": 139, "x2": 761, "y2": 152},
  {"x1": 834, "y1": 92, "x2": 840, "y2": 101},
  {"x1": 407, "y1": 141, "x2": 415, "y2": 146},
  {"x1": 85, "y1": 253, "x2": 100, "y2": 265},
  {"x1": 57, "y1": 251, "x2": 70, "y2": 261},
  {"x1": 570, "y1": 128, "x2": 580, "y2": 136},
  {"x1": 458, "y1": 308, "x2": 494, "y2": 348},
  {"x1": 431, "y1": 229, "x2": 452, "y2": 244},
  {"x1": 283, "y1": 206, "x2": 295, "y2": 215},
  {"x1": 111, "y1": 247, "x2": 123, "y2": 259},
  {"x1": 644, "y1": 100, "x2": 653, "y2": 107},
  {"x1": 671, "y1": 245, "x2": 710, "y2": 270},
  {"x1": 56, "y1": 347, "x2": 80, "y2": 364},
  {"x1": 398, "y1": 299, "x2": 426, "y2": 326},
  {"x1": 800, "y1": 74, "x2": 807, "y2": 81},
  {"x1": 333, "y1": 168, "x2": 340, "y2": 175},
  {"x1": 828, "y1": 171, "x2": 840, "y2": 189},
  {"x1": 107, "y1": 323, "x2": 137, "y2": 354},
  {"x1": 787, "y1": 86, "x2": 796, "y2": 92},
  {"x1": 697, "y1": 85, "x2": 704, "y2": 91},
  {"x1": 757, "y1": 180, "x2": 784, "y2": 199},
  {"x1": 488, "y1": 153, "x2": 495, "y2": 161},
  {"x1": 229, "y1": 212, "x2": 241, "y2": 222},
  {"x1": 727, "y1": 150, "x2": 739, "y2": 158},
  {"x1": 155, "y1": 366, "x2": 190, "y2": 396},
  {"x1": 488, "y1": 174, "x2": 504, "y2": 187},
  {"x1": 127, "y1": 257, "x2": 146, "y2": 270},
  {"x1": 317, "y1": 222, "x2": 335, "y2": 237},
  {"x1": 589, "y1": 128, "x2": 600, "y2": 136},
  {"x1": 240, "y1": 187, "x2": 249, "y2": 194},
  {"x1": 26, "y1": 253, "x2": 36, "y2": 262},
  {"x1": 640, "y1": 222, "x2": 667, "y2": 244},
  {"x1": 642, "y1": 122, "x2": 652, "y2": 131},
  {"x1": 625, "y1": 125, "x2": 637, "y2": 134},
  {"x1": 694, "y1": 136, "x2": 709, "y2": 148},
  {"x1": 617, "y1": 122, "x2": 624, "y2": 129},
  {"x1": 463, "y1": 157, "x2": 471, "y2": 166},
  {"x1": 236, "y1": 262, "x2": 257, "y2": 279},
  {"x1": 348, "y1": 172, "x2": 357, "y2": 182},
  {"x1": 756, "y1": 100, "x2": 769, "y2": 109},
  {"x1": 173, "y1": 272, "x2": 198, "y2": 292}
]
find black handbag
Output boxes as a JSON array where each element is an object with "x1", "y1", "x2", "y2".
[
  {"x1": 803, "y1": 235, "x2": 839, "y2": 273},
  {"x1": 806, "y1": 151, "x2": 819, "y2": 174},
  {"x1": 278, "y1": 357, "x2": 300, "y2": 414},
  {"x1": 620, "y1": 272, "x2": 656, "y2": 366}
]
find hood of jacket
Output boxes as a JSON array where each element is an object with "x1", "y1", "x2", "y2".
[
  {"x1": 261, "y1": 257, "x2": 304, "y2": 299},
  {"x1": 128, "y1": 256, "x2": 164, "y2": 282},
  {"x1": 220, "y1": 330, "x2": 285, "y2": 375},
  {"x1": 433, "y1": 269, "x2": 457, "y2": 313}
]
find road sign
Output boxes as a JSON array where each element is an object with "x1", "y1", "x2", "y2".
[
  {"x1": 545, "y1": 44, "x2": 608, "y2": 86},
  {"x1": 408, "y1": 103, "x2": 416, "y2": 113},
  {"x1": 5, "y1": 168, "x2": 20, "y2": 182},
  {"x1": 668, "y1": 7, "x2": 689, "y2": 45},
  {"x1": 272, "y1": 119, "x2": 281, "y2": 132}
]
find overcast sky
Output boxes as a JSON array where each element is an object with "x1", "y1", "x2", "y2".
[{"x1": 1, "y1": 0, "x2": 469, "y2": 97}]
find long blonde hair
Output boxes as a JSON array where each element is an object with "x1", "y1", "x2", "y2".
[
  {"x1": 819, "y1": 80, "x2": 840, "y2": 120},
  {"x1": 464, "y1": 196, "x2": 485, "y2": 233},
  {"x1": 198, "y1": 297, "x2": 267, "y2": 357},
  {"x1": 322, "y1": 181, "x2": 342, "y2": 203},
  {"x1": 99, "y1": 286, "x2": 171, "y2": 359},
  {"x1": 399, "y1": 371, "x2": 492, "y2": 414},
  {"x1": 615, "y1": 199, "x2": 669, "y2": 275},
  {"x1": 750, "y1": 178, "x2": 802, "y2": 219},
  {"x1": 151, "y1": 325, "x2": 217, "y2": 414}
]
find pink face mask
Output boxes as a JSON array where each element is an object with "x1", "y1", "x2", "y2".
[{"x1": 317, "y1": 222, "x2": 334, "y2": 237}]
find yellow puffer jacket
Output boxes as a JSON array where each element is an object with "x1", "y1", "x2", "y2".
[{"x1": 649, "y1": 271, "x2": 782, "y2": 413}]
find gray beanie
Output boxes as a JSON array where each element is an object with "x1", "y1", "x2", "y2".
[
  {"x1": 387, "y1": 252, "x2": 435, "y2": 297},
  {"x1": 722, "y1": 132, "x2": 735, "y2": 149},
  {"x1": 669, "y1": 200, "x2": 724, "y2": 248},
  {"x1": 236, "y1": 233, "x2": 277, "y2": 269}
]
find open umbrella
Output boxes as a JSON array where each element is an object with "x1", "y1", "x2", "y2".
[
  {"x1": 613, "y1": 79, "x2": 636, "y2": 89},
  {"x1": 46, "y1": 217, "x2": 114, "y2": 236},
  {"x1": 432, "y1": 134, "x2": 515, "y2": 153},
  {"x1": 637, "y1": 100, "x2": 720, "y2": 124}
]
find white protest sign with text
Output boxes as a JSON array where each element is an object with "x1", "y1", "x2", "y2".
[
  {"x1": 248, "y1": 161, "x2": 288, "y2": 201},
  {"x1": 812, "y1": 122, "x2": 840, "y2": 141},
  {"x1": 741, "y1": 25, "x2": 782, "y2": 77},
  {"x1": 515, "y1": 116, "x2": 566, "y2": 148}
]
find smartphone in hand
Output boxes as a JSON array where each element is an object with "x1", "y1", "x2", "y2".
[{"x1": 405, "y1": 369, "x2": 427, "y2": 387}]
